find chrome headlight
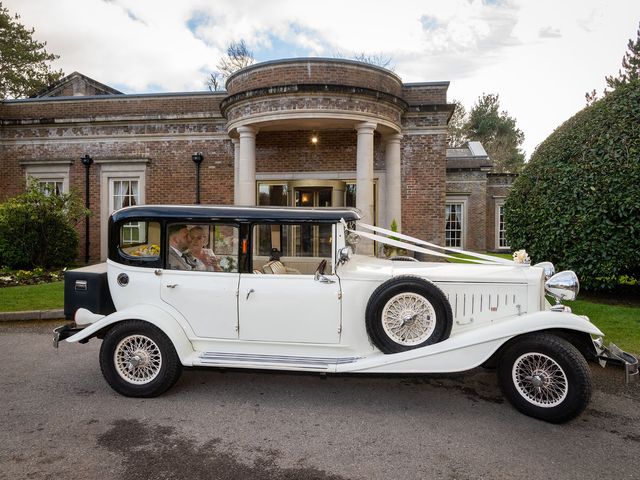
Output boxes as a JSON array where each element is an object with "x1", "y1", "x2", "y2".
[
  {"x1": 534, "y1": 261, "x2": 555, "y2": 280},
  {"x1": 545, "y1": 271, "x2": 579, "y2": 303}
]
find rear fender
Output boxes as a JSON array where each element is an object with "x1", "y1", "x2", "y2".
[{"x1": 65, "y1": 304, "x2": 195, "y2": 365}]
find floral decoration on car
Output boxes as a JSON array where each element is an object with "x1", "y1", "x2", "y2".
[
  {"x1": 131, "y1": 244, "x2": 160, "y2": 257},
  {"x1": 512, "y1": 249, "x2": 531, "y2": 264}
]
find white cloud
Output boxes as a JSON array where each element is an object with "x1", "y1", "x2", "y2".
[{"x1": 3, "y1": 0, "x2": 640, "y2": 156}]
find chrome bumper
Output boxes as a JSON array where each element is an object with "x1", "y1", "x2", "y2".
[
  {"x1": 52, "y1": 323, "x2": 84, "y2": 348},
  {"x1": 594, "y1": 338, "x2": 639, "y2": 383}
]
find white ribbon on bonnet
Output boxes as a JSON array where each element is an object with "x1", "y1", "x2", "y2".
[{"x1": 341, "y1": 220, "x2": 521, "y2": 266}]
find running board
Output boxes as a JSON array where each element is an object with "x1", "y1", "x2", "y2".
[{"x1": 199, "y1": 352, "x2": 361, "y2": 371}]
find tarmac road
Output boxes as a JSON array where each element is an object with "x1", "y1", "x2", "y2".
[{"x1": 0, "y1": 321, "x2": 638, "y2": 480}]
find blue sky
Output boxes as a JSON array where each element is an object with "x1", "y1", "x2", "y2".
[{"x1": 4, "y1": 0, "x2": 639, "y2": 158}]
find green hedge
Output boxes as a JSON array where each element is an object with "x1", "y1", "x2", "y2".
[
  {"x1": 505, "y1": 80, "x2": 640, "y2": 289},
  {"x1": 0, "y1": 183, "x2": 87, "y2": 269}
]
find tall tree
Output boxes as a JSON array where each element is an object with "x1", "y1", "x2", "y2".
[
  {"x1": 216, "y1": 39, "x2": 255, "y2": 79},
  {"x1": 447, "y1": 99, "x2": 468, "y2": 148},
  {"x1": 606, "y1": 22, "x2": 640, "y2": 90},
  {"x1": 465, "y1": 93, "x2": 525, "y2": 173},
  {"x1": 0, "y1": 2, "x2": 64, "y2": 99}
]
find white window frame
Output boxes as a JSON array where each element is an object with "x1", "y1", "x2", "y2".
[
  {"x1": 99, "y1": 160, "x2": 148, "y2": 260},
  {"x1": 445, "y1": 196, "x2": 468, "y2": 249},
  {"x1": 495, "y1": 199, "x2": 510, "y2": 250},
  {"x1": 22, "y1": 161, "x2": 71, "y2": 194}
]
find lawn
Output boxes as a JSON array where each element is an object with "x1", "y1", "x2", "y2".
[
  {"x1": 570, "y1": 299, "x2": 640, "y2": 354},
  {"x1": 447, "y1": 252, "x2": 513, "y2": 263},
  {"x1": 0, "y1": 281, "x2": 64, "y2": 312}
]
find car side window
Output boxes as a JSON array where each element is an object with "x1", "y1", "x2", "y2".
[
  {"x1": 252, "y1": 223, "x2": 332, "y2": 275},
  {"x1": 119, "y1": 221, "x2": 161, "y2": 260},
  {"x1": 167, "y1": 223, "x2": 239, "y2": 272}
]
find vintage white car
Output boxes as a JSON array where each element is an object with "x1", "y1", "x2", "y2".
[{"x1": 54, "y1": 205, "x2": 637, "y2": 423}]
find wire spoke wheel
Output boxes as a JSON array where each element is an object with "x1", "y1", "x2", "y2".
[
  {"x1": 114, "y1": 334, "x2": 163, "y2": 385},
  {"x1": 381, "y1": 292, "x2": 436, "y2": 346},
  {"x1": 512, "y1": 352, "x2": 568, "y2": 408}
]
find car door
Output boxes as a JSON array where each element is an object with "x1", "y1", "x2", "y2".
[
  {"x1": 160, "y1": 222, "x2": 240, "y2": 339},
  {"x1": 238, "y1": 222, "x2": 342, "y2": 344},
  {"x1": 238, "y1": 270, "x2": 341, "y2": 344}
]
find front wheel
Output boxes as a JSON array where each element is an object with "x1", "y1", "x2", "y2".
[
  {"x1": 497, "y1": 333, "x2": 592, "y2": 423},
  {"x1": 99, "y1": 320, "x2": 182, "y2": 397}
]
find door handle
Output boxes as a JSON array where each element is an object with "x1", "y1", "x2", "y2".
[
  {"x1": 246, "y1": 288, "x2": 255, "y2": 300},
  {"x1": 166, "y1": 284, "x2": 178, "y2": 289},
  {"x1": 314, "y1": 273, "x2": 336, "y2": 284}
]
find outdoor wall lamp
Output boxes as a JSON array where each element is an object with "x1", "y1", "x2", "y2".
[{"x1": 192, "y1": 152, "x2": 204, "y2": 204}]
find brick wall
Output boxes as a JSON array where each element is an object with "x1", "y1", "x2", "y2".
[
  {"x1": 446, "y1": 170, "x2": 488, "y2": 251},
  {"x1": 401, "y1": 133, "x2": 447, "y2": 246},
  {"x1": 402, "y1": 84, "x2": 449, "y2": 105},
  {"x1": 226, "y1": 59, "x2": 403, "y2": 97},
  {"x1": 256, "y1": 129, "x2": 385, "y2": 173},
  {"x1": 0, "y1": 93, "x2": 224, "y2": 121}
]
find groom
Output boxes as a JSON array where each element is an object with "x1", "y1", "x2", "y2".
[{"x1": 167, "y1": 224, "x2": 197, "y2": 270}]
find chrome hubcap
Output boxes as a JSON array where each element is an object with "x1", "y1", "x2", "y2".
[
  {"x1": 381, "y1": 292, "x2": 436, "y2": 346},
  {"x1": 114, "y1": 335, "x2": 162, "y2": 385},
  {"x1": 512, "y1": 352, "x2": 568, "y2": 407}
]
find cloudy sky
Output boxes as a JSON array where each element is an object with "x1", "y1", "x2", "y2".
[{"x1": 4, "y1": 0, "x2": 639, "y2": 157}]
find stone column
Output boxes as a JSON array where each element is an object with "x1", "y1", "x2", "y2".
[
  {"x1": 384, "y1": 133, "x2": 403, "y2": 232},
  {"x1": 237, "y1": 126, "x2": 257, "y2": 206},
  {"x1": 231, "y1": 138, "x2": 240, "y2": 205},
  {"x1": 356, "y1": 121, "x2": 377, "y2": 255}
]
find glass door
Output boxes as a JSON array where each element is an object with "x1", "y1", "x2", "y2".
[{"x1": 293, "y1": 187, "x2": 333, "y2": 257}]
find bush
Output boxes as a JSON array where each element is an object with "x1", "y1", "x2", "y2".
[
  {"x1": 0, "y1": 182, "x2": 88, "y2": 269},
  {"x1": 505, "y1": 80, "x2": 640, "y2": 290}
]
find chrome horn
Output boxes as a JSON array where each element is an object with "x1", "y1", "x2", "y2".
[{"x1": 534, "y1": 261, "x2": 555, "y2": 281}]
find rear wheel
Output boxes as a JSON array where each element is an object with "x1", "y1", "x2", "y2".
[
  {"x1": 99, "y1": 320, "x2": 182, "y2": 397},
  {"x1": 497, "y1": 333, "x2": 591, "y2": 423}
]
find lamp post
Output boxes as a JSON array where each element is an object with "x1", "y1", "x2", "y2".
[
  {"x1": 81, "y1": 154, "x2": 93, "y2": 264},
  {"x1": 192, "y1": 152, "x2": 204, "y2": 204}
]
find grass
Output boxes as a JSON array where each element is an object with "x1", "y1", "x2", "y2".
[
  {"x1": 570, "y1": 299, "x2": 640, "y2": 354},
  {"x1": 447, "y1": 252, "x2": 513, "y2": 263},
  {"x1": 0, "y1": 281, "x2": 64, "y2": 312}
]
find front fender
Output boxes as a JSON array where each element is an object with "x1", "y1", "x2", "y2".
[
  {"x1": 340, "y1": 310, "x2": 603, "y2": 374},
  {"x1": 65, "y1": 304, "x2": 195, "y2": 365}
]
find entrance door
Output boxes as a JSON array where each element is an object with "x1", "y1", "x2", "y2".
[{"x1": 293, "y1": 185, "x2": 335, "y2": 258}]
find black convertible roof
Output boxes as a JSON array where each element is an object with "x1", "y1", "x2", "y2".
[{"x1": 110, "y1": 205, "x2": 362, "y2": 223}]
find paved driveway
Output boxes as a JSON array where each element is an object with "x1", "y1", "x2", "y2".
[{"x1": 0, "y1": 321, "x2": 638, "y2": 480}]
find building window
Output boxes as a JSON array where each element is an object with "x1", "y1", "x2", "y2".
[
  {"x1": 99, "y1": 160, "x2": 148, "y2": 260},
  {"x1": 496, "y1": 202, "x2": 509, "y2": 249},
  {"x1": 111, "y1": 179, "x2": 139, "y2": 210},
  {"x1": 37, "y1": 179, "x2": 64, "y2": 196},
  {"x1": 445, "y1": 202, "x2": 465, "y2": 248},
  {"x1": 110, "y1": 179, "x2": 142, "y2": 244},
  {"x1": 22, "y1": 161, "x2": 71, "y2": 195}
]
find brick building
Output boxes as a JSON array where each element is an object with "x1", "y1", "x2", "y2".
[{"x1": 0, "y1": 59, "x2": 513, "y2": 262}]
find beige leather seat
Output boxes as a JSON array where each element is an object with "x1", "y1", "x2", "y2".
[{"x1": 261, "y1": 260, "x2": 301, "y2": 275}]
